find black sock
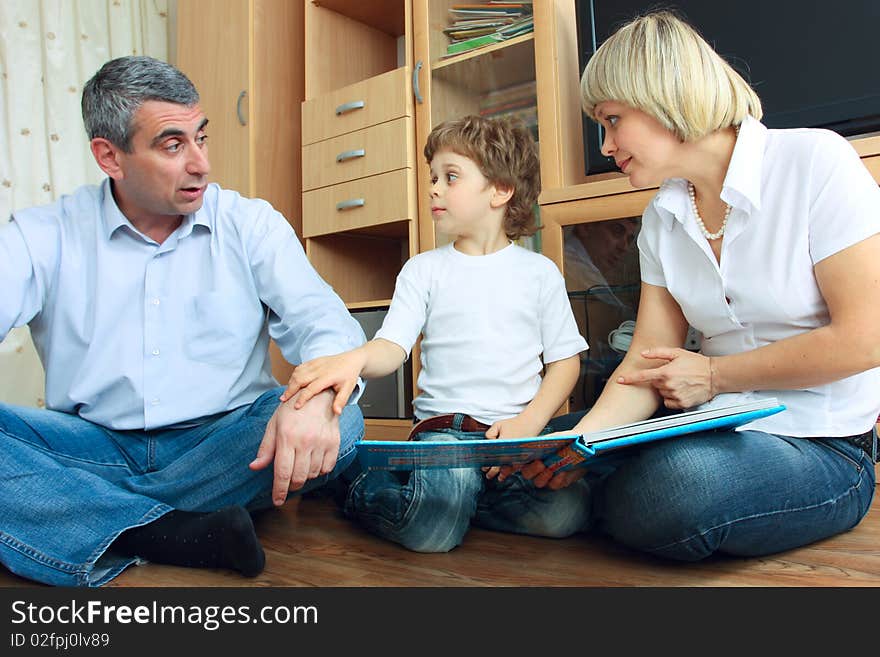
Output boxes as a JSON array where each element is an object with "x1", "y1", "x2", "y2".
[{"x1": 112, "y1": 506, "x2": 265, "y2": 577}]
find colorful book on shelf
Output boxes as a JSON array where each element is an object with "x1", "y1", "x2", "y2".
[
  {"x1": 355, "y1": 398, "x2": 786, "y2": 471},
  {"x1": 444, "y1": 16, "x2": 534, "y2": 55},
  {"x1": 446, "y1": 32, "x2": 504, "y2": 55}
]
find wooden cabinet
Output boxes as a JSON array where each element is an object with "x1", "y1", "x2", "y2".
[
  {"x1": 176, "y1": 0, "x2": 305, "y2": 384},
  {"x1": 411, "y1": 1, "x2": 584, "y2": 251},
  {"x1": 297, "y1": 2, "x2": 585, "y2": 432},
  {"x1": 301, "y1": 1, "x2": 418, "y2": 439}
]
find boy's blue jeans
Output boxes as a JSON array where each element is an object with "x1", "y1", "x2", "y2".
[
  {"x1": 346, "y1": 413, "x2": 875, "y2": 558},
  {"x1": 344, "y1": 415, "x2": 592, "y2": 553},
  {"x1": 0, "y1": 387, "x2": 364, "y2": 586}
]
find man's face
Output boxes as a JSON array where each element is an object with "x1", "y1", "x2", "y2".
[
  {"x1": 577, "y1": 219, "x2": 639, "y2": 272},
  {"x1": 112, "y1": 100, "x2": 210, "y2": 225}
]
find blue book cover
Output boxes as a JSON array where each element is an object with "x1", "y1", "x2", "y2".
[{"x1": 355, "y1": 398, "x2": 786, "y2": 471}]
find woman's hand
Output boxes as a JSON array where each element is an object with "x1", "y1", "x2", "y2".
[
  {"x1": 482, "y1": 414, "x2": 545, "y2": 480},
  {"x1": 617, "y1": 347, "x2": 715, "y2": 409}
]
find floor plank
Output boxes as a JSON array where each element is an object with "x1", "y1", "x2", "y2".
[{"x1": 2, "y1": 489, "x2": 878, "y2": 587}]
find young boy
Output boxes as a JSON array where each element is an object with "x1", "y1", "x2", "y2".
[{"x1": 282, "y1": 115, "x2": 589, "y2": 552}]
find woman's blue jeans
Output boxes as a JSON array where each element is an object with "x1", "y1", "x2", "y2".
[
  {"x1": 556, "y1": 402, "x2": 877, "y2": 560},
  {"x1": 346, "y1": 413, "x2": 875, "y2": 559},
  {"x1": 590, "y1": 429, "x2": 875, "y2": 560},
  {"x1": 0, "y1": 387, "x2": 364, "y2": 586}
]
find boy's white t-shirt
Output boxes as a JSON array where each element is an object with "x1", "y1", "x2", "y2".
[{"x1": 375, "y1": 242, "x2": 588, "y2": 425}]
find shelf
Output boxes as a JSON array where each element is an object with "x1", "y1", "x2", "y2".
[
  {"x1": 307, "y1": 231, "x2": 409, "y2": 305},
  {"x1": 431, "y1": 34, "x2": 535, "y2": 94},
  {"x1": 343, "y1": 218, "x2": 411, "y2": 239},
  {"x1": 304, "y1": 1, "x2": 401, "y2": 96},
  {"x1": 541, "y1": 133, "x2": 880, "y2": 208},
  {"x1": 347, "y1": 300, "x2": 392, "y2": 311},
  {"x1": 311, "y1": 0, "x2": 405, "y2": 37},
  {"x1": 432, "y1": 33, "x2": 534, "y2": 71},
  {"x1": 539, "y1": 175, "x2": 654, "y2": 206},
  {"x1": 363, "y1": 418, "x2": 413, "y2": 442}
]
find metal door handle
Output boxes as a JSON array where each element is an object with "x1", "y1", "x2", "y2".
[
  {"x1": 413, "y1": 60, "x2": 423, "y2": 104},
  {"x1": 236, "y1": 90, "x2": 247, "y2": 126}
]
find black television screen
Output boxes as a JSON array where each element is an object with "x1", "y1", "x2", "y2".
[{"x1": 576, "y1": 0, "x2": 880, "y2": 175}]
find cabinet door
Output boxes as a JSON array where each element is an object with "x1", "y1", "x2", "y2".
[
  {"x1": 413, "y1": 1, "x2": 538, "y2": 252},
  {"x1": 177, "y1": 0, "x2": 251, "y2": 195},
  {"x1": 413, "y1": 1, "x2": 585, "y2": 257}
]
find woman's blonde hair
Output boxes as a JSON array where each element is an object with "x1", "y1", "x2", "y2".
[{"x1": 581, "y1": 10, "x2": 762, "y2": 141}]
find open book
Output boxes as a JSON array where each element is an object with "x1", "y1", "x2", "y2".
[{"x1": 355, "y1": 398, "x2": 785, "y2": 471}]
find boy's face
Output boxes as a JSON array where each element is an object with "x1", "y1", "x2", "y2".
[{"x1": 428, "y1": 149, "x2": 500, "y2": 238}]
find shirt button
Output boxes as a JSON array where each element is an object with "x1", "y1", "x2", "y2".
[
  {"x1": 152, "y1": 298, "x2": 161, "y2": 306},
  {"x1": 151, "y1": 398, "x2": 160, "y2": 406},
  {"x1": 152, "y1": 349, "x2": 160, "y2": 356}
]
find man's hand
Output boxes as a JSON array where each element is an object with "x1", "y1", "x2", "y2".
[
  {"x1": 617, "y1": 347, "x2": 715, "y2": 409},
  {"x1": 249, "y1": 389, "x2": 340, "y2": 506}
]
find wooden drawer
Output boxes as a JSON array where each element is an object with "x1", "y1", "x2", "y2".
[
  {"x1": 302, "y1": 117, "x2": 412, "y2": 191},
  {"x1": 302, "y1": 67, "x2": 411, "y2": 145},
  {"x1": 302, "y1": 169, "x2": 413, "y2": 237}
]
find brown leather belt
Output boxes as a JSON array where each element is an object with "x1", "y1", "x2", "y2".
[{"x1": 408, "y1": 413, "x2": 491, "y2": 441}]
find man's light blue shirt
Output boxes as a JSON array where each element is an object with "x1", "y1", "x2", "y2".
[{"x1": 0, "y1": 180, "x2": 365, "y2": 430}]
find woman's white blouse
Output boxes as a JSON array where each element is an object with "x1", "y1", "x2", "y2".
[{"x1": 638, "y1": 116, "x2": 880, "y2": 436}]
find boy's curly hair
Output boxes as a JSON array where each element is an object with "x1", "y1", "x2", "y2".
[{"x1": 424, "y1": 115, "x2": 541, "y2": 240}]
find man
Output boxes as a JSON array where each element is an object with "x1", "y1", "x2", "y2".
[{"x1": 0, "y1": 56, "x2": 365, "y2": 586}]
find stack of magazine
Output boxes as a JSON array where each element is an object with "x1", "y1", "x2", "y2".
[
  {"x1": 443, "y1": 2, "x2": 534, "y2": 58},
  {"x1": 356, "y1": 398, "x2": 786, "y2": 471},
  {"x1": 479, "y1": 80, "x2": 538, "y2": 138}
]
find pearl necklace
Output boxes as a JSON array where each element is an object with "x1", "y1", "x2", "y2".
[{"x1": 688, "y1": 124, "x2": 740, "y2": 241}]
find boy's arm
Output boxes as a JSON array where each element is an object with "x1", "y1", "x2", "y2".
[
  {"x1": 485, "y1": 354, "x2": 581, "y2": 440},
  {"x1": 281, "y1": 338, "x2": 407, "y2": 414}
]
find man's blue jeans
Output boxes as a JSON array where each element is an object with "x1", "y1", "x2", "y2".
[
  {"x1": 0, "y1": 386, "x2": 364, "y2": 586},
  {"x1": 344, "y1": 415, "x2": 591, "y2": 553},
  {"x1": 545, "y1": 411, "x2": 876, "y2": 560}
]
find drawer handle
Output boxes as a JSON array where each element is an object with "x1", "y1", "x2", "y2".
[
  {"x1": 336, "y1": 148, "x2": 365, "y2": 163},
  {"x1": 336, "y1": 198, "x2": 365, "y2": 211},
  {"x1": 336, "y1": 100, "x2": 365, "y2": 115}
]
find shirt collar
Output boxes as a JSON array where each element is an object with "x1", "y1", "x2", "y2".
[
  {"x1": 101, "y1": 179, "x2": 129, "y2": 238},
  {"x1": 721, "y1": 114, "x2": 765, "y2": 215},
  {"x1": 652, "y1": 115, "x2": 767, "y2": 230},
  {"x1": 100, "y1": 178, "x2": 211, "y2": 241}
]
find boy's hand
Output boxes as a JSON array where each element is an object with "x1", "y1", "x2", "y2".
[
  {"x1": 483, "y1": 415, "x2": 543, "y2": 480},
  {"x1": 279, "y1": 350, "x2": 366, "y2": 415}
]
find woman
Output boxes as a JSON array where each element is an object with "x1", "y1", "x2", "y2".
[{"x1": 516, "y1": 11, "x2": 880, "y2": 560}]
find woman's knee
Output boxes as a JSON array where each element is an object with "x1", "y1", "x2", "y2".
[{"x1": 600, "y1": 445, "x2": 726, "y2": 560}]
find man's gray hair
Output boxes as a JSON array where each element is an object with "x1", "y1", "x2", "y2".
[{"x1": 81, "y1": 56, "x2": 199, "y2": 152}]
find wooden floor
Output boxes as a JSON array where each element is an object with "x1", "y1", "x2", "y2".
[{"x1": 3, "y1": 487, "x2": 879, "y2": 587}]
